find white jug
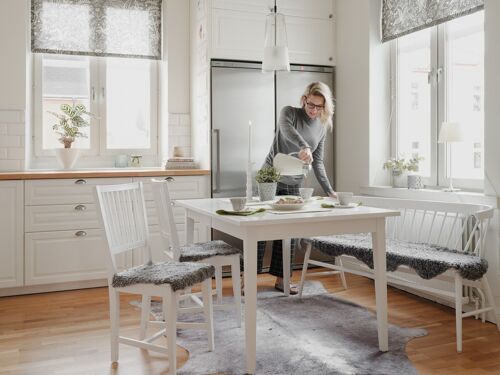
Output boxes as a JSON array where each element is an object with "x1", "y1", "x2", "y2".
[{"x1": 273, "y1": 153, "x2": 311, "y2": 176}]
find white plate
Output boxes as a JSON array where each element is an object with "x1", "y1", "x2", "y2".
[
  {"x1": 334, "y1": 203, "x2": 359, "y2": 209},
  {"x1": 270, "y1": 202, "x2": 306, "y2": 211}
]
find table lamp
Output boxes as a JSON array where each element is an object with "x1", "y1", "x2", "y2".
[{"x1": 438, "y1": 122, "x2": 464, "y2": 192}]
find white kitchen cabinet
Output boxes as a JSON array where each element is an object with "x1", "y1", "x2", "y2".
[
  {"x1": 286, "y1": 15, "x2": 335, "y2": 66},
  {"x1": 8, "y1": 174, "x2": 210, "y2": 291},
  {"x1": 208, "y1": 0, "x2": 335, "y2": 65},
  {"x1": 0, "y1": 181, "x2": 23, "y2": 288},
  {"x1": 24, "y1": 177, "x2": 133, "y2": 286},
  {"x1": 211, "y1": 8, "x2": 267, "y2": 62},
  {"x1": 277, "y1": 0, "x2": 334, "y2": 19}
]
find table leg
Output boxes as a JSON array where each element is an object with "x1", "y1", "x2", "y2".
[
  {"x1": 372, "y1": 217, "x2": 389, "y2": 351},
  {"x1": 243, "y1": 236, "x2": 258, "y2": 374},
  {"x1": 282, "y1": 239, "x2": 291, "y2": 296},
  {"x1": 185, "y1": 212, "x2": 194, "y2": 244}
]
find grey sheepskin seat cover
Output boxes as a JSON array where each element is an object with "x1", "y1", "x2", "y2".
[
  {"x1": 112, "y1": 261, "x2": 215, "y2": 291},
  {"x1": 305, "y1": 234, "x2": 488, "y2": 281},
  {"x1": 179, "y1": 240, "x2": 241, "y2": 262}
]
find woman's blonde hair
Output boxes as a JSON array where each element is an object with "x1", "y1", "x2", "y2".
[{"x1": 300, "y1": 81, "x2": 335, "y2": 130}]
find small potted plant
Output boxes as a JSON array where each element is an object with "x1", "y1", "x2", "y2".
[
  {"x1": 48, "y1": 103, "x2": 93, "y2": 169},
  {"x1": 383, "y1": 157, "x2": 408, "y2": 188},
  {"x1": 406, "y1": 156, "x2": 424, "y2": 189},
  {"x1": 255, "y1": 166, "x2": 281, "y2": 202}
]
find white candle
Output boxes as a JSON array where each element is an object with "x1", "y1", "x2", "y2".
[{"x1": 248, "y1": 120, "x2": 252, "y2": 163}]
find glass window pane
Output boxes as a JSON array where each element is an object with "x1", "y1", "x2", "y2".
[
  {"x1": 445, "y1": 11, "x2": 484, "y2": 180},
  {"x1": 41, "y1": 54, "x2": 91, "y2": 149},
  {"x1": 397, "y1": 28, "x2": 432, "y2": 177},
  {"x1": 106, "y1": 58, "x2": 151, "y2": 149}
]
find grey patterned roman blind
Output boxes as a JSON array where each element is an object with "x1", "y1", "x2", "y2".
[
  {"x1": 382, "y1": 0, "x2": 484, "y2": 42},
  {"x1": 31, "y1": 0, "x2": 162, "y2": 60}
]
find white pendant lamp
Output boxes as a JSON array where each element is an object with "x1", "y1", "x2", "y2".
[{"x1": 262, "y1": 1, "x2": 290, "y2": 72}]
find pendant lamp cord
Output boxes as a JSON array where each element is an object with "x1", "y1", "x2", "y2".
[{"x1": 273, "y1": 0, "x2": 277, "y2": 47}]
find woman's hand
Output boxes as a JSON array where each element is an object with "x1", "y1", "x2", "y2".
[
  {"x1": 328, "y1": 191, "x2": 337, "y2": 199},
  {"x1": 298, "y1": 148, "x2": 313, "y2": 164}
]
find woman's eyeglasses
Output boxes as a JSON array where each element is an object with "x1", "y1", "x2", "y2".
[{"x1": 305, "y1": 101, "x2": 324, "y2": 111}]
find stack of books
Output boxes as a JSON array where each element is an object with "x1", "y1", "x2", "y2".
[{"x1": 165, "y1": 157, "x2": 199, "y2": 169}]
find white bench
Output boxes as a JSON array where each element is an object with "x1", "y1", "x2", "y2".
[{"x1": 298, "y1": 196, "x2": 500, "y2": 352}]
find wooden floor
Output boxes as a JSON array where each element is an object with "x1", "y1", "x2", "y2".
[{"x1": 1, "y1": 271, "x2": 500, "y2": 374}]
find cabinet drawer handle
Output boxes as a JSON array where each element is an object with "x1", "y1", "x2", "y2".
[
  {"x1": 75, "y1": 230, "x2": 87, "y2": 237},
  {"x1": 75, "y1": 179, "x2": 87, "y2": 185},
  {"x1": 165, "y1": 176, "x2": 174, "y2": 182},
  {"x1": 74, "y1": 204, "x2": 87, "y2": 211}
]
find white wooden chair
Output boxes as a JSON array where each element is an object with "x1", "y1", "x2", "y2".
[
  {"x1": 151, "y1": 179, "x2": 242, "y2": 327},
  {"x1": 95, "y1": 182, "x2": 215, "y2": 374},
  {"x1": 299, "y1": 196, "x2": 500, "y2": 352}
]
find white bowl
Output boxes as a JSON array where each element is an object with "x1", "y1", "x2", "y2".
[{"x1": 270, "y1": 202, "x2": 305, "y2": 211}]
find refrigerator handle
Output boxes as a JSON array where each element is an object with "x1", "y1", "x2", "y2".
[{"x1": 212, "y1": 128, "x2": 221, "y2": 193}]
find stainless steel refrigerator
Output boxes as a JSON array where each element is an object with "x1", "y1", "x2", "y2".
[
  {"x1": 211, "y1": 60, "x2": 335, "y2": 199},
  {"x1": 210, "y1": 60, "x2": 335, "y2": 271}
]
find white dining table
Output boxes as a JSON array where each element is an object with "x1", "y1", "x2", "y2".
[{"x1": 175, "y1": 197, "x2": 400, "y2": 374}]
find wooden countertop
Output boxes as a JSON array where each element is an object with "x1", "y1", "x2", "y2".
[{"x1": 0, "y1": 168, "x2": 211, "y2": 180}]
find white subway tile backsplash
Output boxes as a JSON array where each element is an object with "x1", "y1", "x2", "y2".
[
  {"x1": 179, "y1": 114, "x2": 190, "y2": 126},
  {"x1": 168, "y1": 114, "x2": 180, "y2": 126},
  {"x1": 7, "y1": 148, "x2": 25, "y2": 160},
  {"x1": 0, "y1": 159, "x2": 22, "y2": 171},
  {"x1": 7, "y1": 123, "x2": 25, "y2": 136},
  {"x1": 0, "y1": 148, "x2": 8, "y2": 159},
  {"x1": 0, "y1": 110, "x2": 24, "y2": 123},
  {"x1": 0, "y1": 135, "x2": 21, "y2": 148}
]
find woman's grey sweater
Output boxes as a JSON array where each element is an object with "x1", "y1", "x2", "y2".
[{"x1": 263, "y1": 106, "x2": 334, "y2": 195}]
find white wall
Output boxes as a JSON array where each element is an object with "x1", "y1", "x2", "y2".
[
  {"x1": 0, "y1": 0, "x2": 29, "y2": 171},
  {"x1": 484, "y1": 0, "x2": 500, "y2": 199},
  {"x1": 335, "y1": 0, "x2": 370, "y2": 193},
  {"x1": 335, "y1": 0, "x2": 391, "y2": 193}
]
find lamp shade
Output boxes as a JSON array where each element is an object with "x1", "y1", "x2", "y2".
[
  {"x1": 262, "y1": 12, "x2": 290, "y2": 72},
  {"x1": 438, "y1": 122, "x2": 465, "y2": 143}
]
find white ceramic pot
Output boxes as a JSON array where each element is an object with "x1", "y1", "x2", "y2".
[
  {"x1": 258, "y1": 182, "x2": 277, "y2": 202},
  {"x1": 56, "y1": 148, "x2": 80, "y2": 169},
  {"x1": 392, "y1": 171, "x2": 408, "y2": 188}
]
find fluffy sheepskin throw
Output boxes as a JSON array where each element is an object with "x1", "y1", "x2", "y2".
[{"x1": 305, "y1": 234, "x2": 488, "y2": 281}]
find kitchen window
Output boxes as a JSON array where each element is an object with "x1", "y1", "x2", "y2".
[
  {"x1": 33, "y1": 53, "x2": 158, "y2": 162},
  {"x1": 391, "y1": 11, "x2": 484, "y2": 190}
]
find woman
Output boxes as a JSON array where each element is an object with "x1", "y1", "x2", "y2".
[{"x1": 258, "y1": 81, "x2": 336, "y2": 294}]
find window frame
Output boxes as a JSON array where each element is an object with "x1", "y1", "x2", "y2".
[
  {"x1": 32, "y1": 54, "x2": 159, "y2": 165},
  {"x1": 391, "y1": 13, "x2": 484, "y2": 191}
]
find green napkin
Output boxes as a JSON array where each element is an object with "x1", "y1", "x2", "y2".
[
  {"x1": 321, "y1": 202, "x2": 362, "y2": 209},
  {"x1": 216, "y1": 208, "x2": 266, "y2": 216}
]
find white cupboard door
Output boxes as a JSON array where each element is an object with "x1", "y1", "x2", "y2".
[
  {"x1": 0, "y1": 181, "x2": 23, "y2": 288},
  {"x1": 211, "y1": 9, "x2": 266, "y2": 61},
  {"x1": 212, "y1": 0, "x2": 269, "y2": 14},
  {"x1": 25, "y1": 203, "x2": 100, "y2": 232},
  {"x1": 276, "y1": 0, "x2": 334, "y2": 19},
  {"x1": 136, "y1": 175, "x2": 210, "y2": 202},
  {"x1": 25, "y1": 229, "x2": 127, "y2": 285},
  {"x1": 286, "y1": 15, "x2": 335, "y2": 65},
  {"x1": 25, "y1": 178, "x2": 132, "y2": 205}
]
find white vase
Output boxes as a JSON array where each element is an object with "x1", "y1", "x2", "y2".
[
  {"x1": 392, "y1": 171, "x2": 408, "y2": 188},
  {"x1": 56, "y1": 148, "x2": 80, "y2": 169}
]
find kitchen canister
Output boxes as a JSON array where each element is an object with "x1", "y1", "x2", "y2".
[{"x1": 407, "y1": 174, "x2": 423, "y2": 189}]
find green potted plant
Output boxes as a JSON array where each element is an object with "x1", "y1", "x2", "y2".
[
  {"x1": 48, "y1": 103, "x2": 93, "y2": 169},
  {"x1": 255, "y1": 166, "x2": 281, "y2": 202},
  {"x1": 383, "y1": 157, "x2": 408, "y2": 188}
]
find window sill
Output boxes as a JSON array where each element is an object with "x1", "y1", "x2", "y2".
[{"x1": 360, "y1": 185, "x2": 497, "y2": 208}]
